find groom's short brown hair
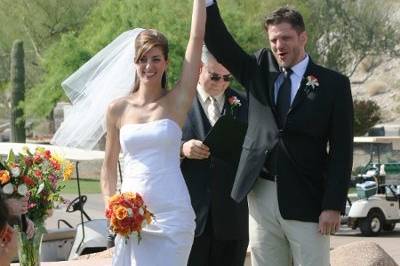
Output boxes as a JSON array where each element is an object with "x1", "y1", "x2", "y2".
[{"x1": 264, "y1": 7, "x2": 305, "y2": 33}]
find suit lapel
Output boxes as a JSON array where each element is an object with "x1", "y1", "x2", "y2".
[
  {"x1": 267, "y1": 52, "x2": 281, "y2": 122},
  {"x1": 289, "y1": 59, "x2": 318, "y2": 114},
  {"x1": 190, "y1": 94, "x2": 211, "y2": 140},
  {"x1": 268, "y1": 72, "x2": 279, "y2": 108}
]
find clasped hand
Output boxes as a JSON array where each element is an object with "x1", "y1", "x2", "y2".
[{"x1": 182, "y1": 139, "x2": 210, "y2": 159}]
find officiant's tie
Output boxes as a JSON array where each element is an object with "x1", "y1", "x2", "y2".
[
  {"x1": 207, "y1": 96, "x2": 220, "y2": 126},
  {"x1": 277, "y1": 68, "x2": 293, "y2": 128}
]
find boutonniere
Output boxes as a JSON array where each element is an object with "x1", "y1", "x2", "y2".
[
  {"x1": 228, "y1": 96, "x2": 241, "y2": 117},
  {"x1": 305, "y1": 75, "x2": 319, "y2": 93}
]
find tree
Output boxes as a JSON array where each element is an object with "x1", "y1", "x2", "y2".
[
  {"x1": 0, "y1": 0, "x2": 99, "y2": 128},
  {"x1": 10, "y1": 40, "x2": 26, "y2": 142},
  {"x1": 17, "y1": 0, "x2": 400, "y2": 122},
  {"x1": 304, "y1": 0, "x2": 399, "y2": 79},
  {"x1": 353, "y1": 99, "x2": 382, "y2": 136}
]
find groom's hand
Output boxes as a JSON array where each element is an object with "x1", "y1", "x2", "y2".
[
  {"x1": 318, "y1": 210, "x2": 340, "y2": 235},
  {"x1": 182, "y1": 139, "x2": 210, "y2": 160}
]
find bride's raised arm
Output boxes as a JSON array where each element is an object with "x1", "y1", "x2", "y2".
[{"x1": 170, "y1": 0, "x2": 205, "y2": 114}]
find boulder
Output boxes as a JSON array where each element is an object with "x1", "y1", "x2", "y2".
[
  {"x1": 78, "y1": 248, "x2": 114, "y2": 260},
  {"x1": 331, "y1": 241, "x2": 398, "y2": 266}
]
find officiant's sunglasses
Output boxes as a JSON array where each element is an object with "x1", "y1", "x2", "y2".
[{"x1": 208, "y1": 71, "x2": 233, "y2": 82}]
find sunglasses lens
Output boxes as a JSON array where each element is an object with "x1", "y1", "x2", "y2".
[
  {"x1": 209, "y1": 71, "x2": 232, "y2": 82},
  {"x1": 210, "y1": 76, "x2": 221, "y2": 81},
  {"x1": 223, "y1": 76, "x2": 233, "y2": 82}
]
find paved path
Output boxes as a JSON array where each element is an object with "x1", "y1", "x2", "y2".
[{"x1": 41, "y1": 193, "x2": 400, "y2": 265}]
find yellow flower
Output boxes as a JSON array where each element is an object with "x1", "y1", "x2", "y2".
[
  {"x1": 115, "y1": 206, "x2": 128, "y2": 220},
  {"x1": 0, "y1": 170, "x2": 10, "y2": 185},
  {"x1": 124, "y1": 192, "x2": 137, "y2": 201},
  {"x1": 35, "y1": 147, "x2": 45, "y2": 154},
  {"x1": 63, "y1": 161, "x2": 74, "y2": 181},
  {"x1": 51, "y1": 153, "x2": 63, "y2": 164}
]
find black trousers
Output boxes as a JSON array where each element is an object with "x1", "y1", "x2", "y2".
[{"x1": 187, "y1": 213, "x2": 248, "y2": 266}]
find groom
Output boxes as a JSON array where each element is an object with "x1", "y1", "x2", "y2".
[
  {"x1": 180, "y1": 46, "x2": 249, "y2": 266},
  {"x1": 204, "y1": 1, "x2": 353, "y2": 266}
]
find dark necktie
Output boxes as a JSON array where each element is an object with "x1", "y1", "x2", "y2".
[{"x1": 277, "y1": 68, "x2": 293, "y2": 129}]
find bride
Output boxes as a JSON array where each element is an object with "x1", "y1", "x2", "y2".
[{"x1": 52, "y1": 0, "x2": 205, "y2": 265}]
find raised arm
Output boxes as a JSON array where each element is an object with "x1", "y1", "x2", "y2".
[
  {"x1": 204, "y1": 1, "x2": 257, "y2": 89},
  {"x1": 170, "y1": 0, "x2": 205, "y2": 117},
  {"x1": 100, "y1": 102, "x2": 121, "y2": 210}
]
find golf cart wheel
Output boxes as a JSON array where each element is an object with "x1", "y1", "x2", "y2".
[
  {"x1": 359, "y1": 209, "x2": 384, "y2": 236},
  {"x1": 383, "y1": 222, "x2": 396, "y2": 232}
]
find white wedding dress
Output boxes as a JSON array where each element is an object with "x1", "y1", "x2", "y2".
[{"x1": 113, "y1": 119, "x2": 196, "y2": 266}]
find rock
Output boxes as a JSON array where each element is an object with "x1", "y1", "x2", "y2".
[
  {"x1": 78, "y1": 248, "x2": 114, "y2": 260},
  {"x1": 331, "y1": 241, "x2": 398, "y2": 266}
]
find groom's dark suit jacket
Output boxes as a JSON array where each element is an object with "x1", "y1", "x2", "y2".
[
  {"x1": 205, "y1": 3, "x2": 354, "y2": 223},
  {"x1": 181, "y1": 88, "x2": 248, "y2": 239}
]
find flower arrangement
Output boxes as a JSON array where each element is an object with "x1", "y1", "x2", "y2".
[
  {"x1": 228, "y1": 96, "x2": 242, "y2": 117},
  {"x1": 0, "y1": 147, "x2": 73, "y2": 224},
  {"x1": 0, "y1": 147, "x2": 73, "y2": 266},
  {"x1": 105, "y1": 192, "x2": 154, "y2": 243}
]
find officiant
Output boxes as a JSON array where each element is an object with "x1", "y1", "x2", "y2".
[{"x1": 180, "y1": 45, "x2": 248, "y2": 266}]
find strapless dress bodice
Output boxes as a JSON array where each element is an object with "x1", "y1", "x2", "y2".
[{"x1": 119, "y1": 119, "x2": 182, "y2": 178}]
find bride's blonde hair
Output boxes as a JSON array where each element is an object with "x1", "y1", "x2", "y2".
[{"x1": 133, "y1": 29, "x2": 169, "y2": 92}]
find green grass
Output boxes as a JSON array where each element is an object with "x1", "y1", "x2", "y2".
[
  {"x1": 58, "y1": 180, "x2": 358, "y2": 195},
  {"x1": 348, "y1": 187, "x2": 356, "y2": 194},
  {"x1": 60, "y1": 179, "x2": 101, "y2": 194}
]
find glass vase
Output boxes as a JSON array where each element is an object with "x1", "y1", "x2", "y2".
[{"x1": 17, "y1": 224, "x2": 45, "y2": 266}]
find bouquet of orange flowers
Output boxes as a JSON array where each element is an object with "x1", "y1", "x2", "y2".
[{"x1": 105, "y1": 192, "x2": 154, "y2": 243}]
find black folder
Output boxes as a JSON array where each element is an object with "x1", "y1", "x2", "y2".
[{"x1": 203, "y1": 115, "x2": 247, "y2": 162}]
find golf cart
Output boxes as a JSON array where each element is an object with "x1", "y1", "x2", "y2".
[
  {"x1": 347, "y1": 137, "x2": 400, "y2": 236},
  {"x1": 0, "y1": 143, "x2": 113, "y2": 261}
]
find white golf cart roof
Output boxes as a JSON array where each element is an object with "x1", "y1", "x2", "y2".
[
  {"x1": 354, "y1": 136, "x2": 400, "y2": 144},
  {"x1": 0, "y1": 142, "x2": 105, "y2": 161}
]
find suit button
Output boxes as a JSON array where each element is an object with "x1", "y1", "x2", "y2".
[{"x1": 279, "y1": 129, "x2": 284, "y2": 137}]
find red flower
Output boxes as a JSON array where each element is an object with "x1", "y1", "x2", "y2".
[
  {"x1": 24, "y1": 157, "x2": 33, "y2": 167},
  {"x1": 44, "y1": 150, "x2": 51, "y2": 159},
  {"x1": 22, "y1": 175, "x2": 35, "y2": 187},
  {"x1": 50, "y1": 159, "x2": 61, "y2": 170},
  {"x1": 33, "y1": 155, "x2": 42, "y2": 164},
  {"x1": 34, "y1": 170, "x2": 43, "y2": 178},
  {"x1": 105, "y1": 209, "x2": 113, "y2": 219}
]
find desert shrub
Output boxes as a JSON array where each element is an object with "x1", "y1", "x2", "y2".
[{"x1": 353, "y1": 99, "x2": 382, "y2": 136}]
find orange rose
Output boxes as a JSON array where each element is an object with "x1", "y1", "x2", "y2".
[
  {"x1": 115, "y1": 206, "x2": 128, "y2": 220},
  {"x1": 0, "y1": 170, "x2": 10, "y2": 185}
]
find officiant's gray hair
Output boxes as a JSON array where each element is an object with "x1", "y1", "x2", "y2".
[{"x1": 201, "y1": 45, "x2": 217, "y2": 65}]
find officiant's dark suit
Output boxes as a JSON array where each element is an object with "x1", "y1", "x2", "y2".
[
  {"x1": 180, "y1": 47, "x2": 249, "y2": 266},
  {"x1": 204, "y1": 2, "x2": 353, "y2": 265}
]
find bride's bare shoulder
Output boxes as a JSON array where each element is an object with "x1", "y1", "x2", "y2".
[{"x1": 107, "y1": 96, "x2": 130, "y2": 117}]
